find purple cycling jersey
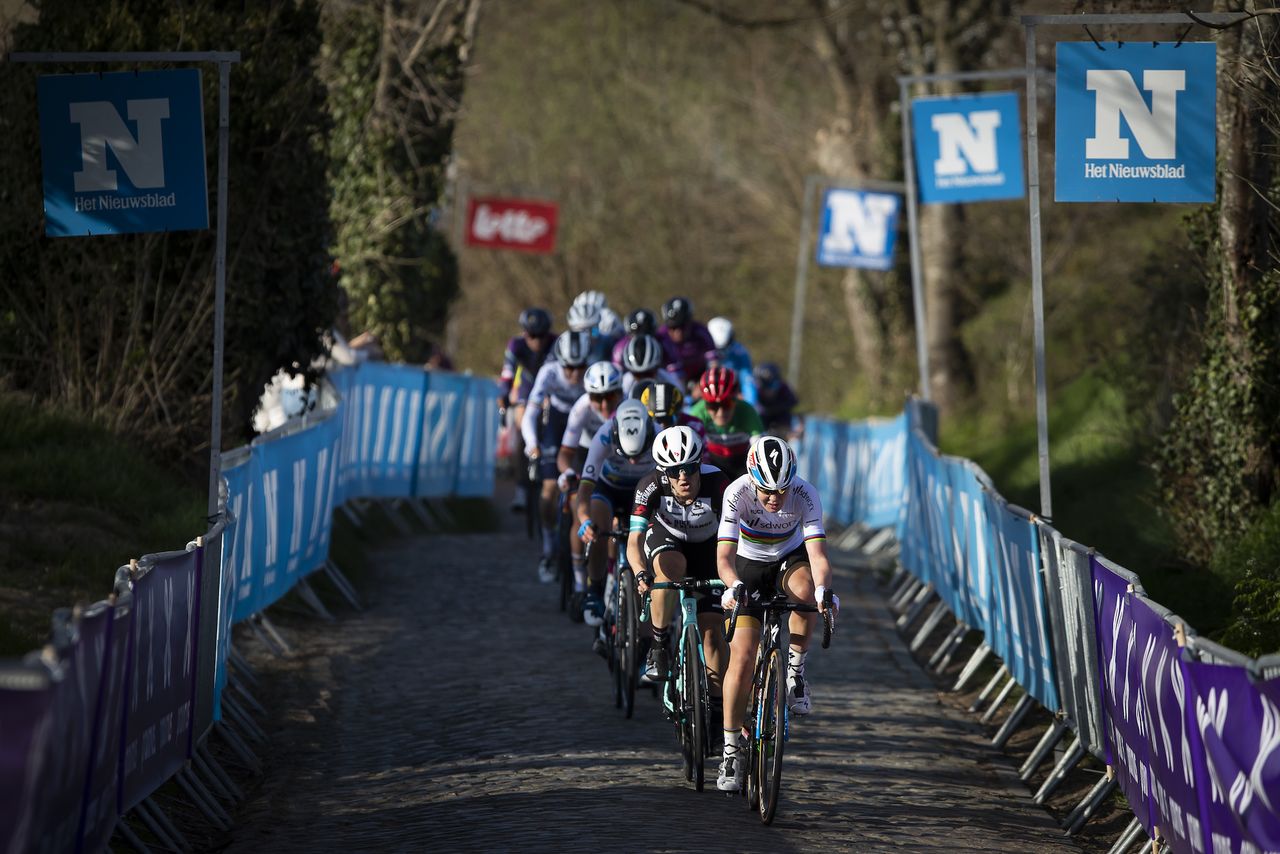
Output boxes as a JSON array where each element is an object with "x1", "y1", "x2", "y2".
[{"x1": 656, "y1": 322, "x2": 715, "y2": 385}]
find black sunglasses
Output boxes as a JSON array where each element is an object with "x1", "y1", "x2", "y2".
[
  {"x1": 589, "y1": 392, "x2": 616, "y2": 403},
  {"x1": 666, "y1": 462, "x2": 700, "y2": 479},
  {"x1": 706, "y1": 400, "x2": 731, "y2": 411}
]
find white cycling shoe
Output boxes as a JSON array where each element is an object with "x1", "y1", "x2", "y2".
[
  {"x1": 787, "y1": 670, "x2": 811, "y2": 716},
  {"x1": 717, "y1": 745, "x2": 746, "y2": 792}
]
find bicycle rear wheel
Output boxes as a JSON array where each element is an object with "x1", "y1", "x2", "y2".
[
  {"x1": 757, "y1": 645, "x2": 787, "y2": 823},
  {"x1": 683, "y1": 624, "x2": 707, "y2": 791}
]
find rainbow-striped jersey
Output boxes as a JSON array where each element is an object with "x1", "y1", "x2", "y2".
[{"x1": 717, "y1": 473, "x2": 825, "y2": 560}]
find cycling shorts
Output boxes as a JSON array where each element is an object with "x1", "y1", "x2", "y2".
[
  {"x1": 536, "y1": 409, "x2": 570, "y2": 480},
  {"x1": 731, "y1": 543, "x2": 810, "y2": 622},
  {"x1": 643, "y1": 524, "x2": 720, "y2": 587},
  {"x1": 590, "y1": 480, "x2": 637, "y2": 517}
]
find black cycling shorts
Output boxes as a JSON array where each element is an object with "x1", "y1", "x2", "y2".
[
  {"x1": 590, "y1": 480, "x2": 637, "y2": 518},
  {"x1": 643, "y1": 524, "x2": 720, "y2": 588},
  {"x1": 732, "y1": 544, "x2": 810, "y2": 621},
  {"x1": 535, "y1": 409, "x2": 570, "y2": 480}
]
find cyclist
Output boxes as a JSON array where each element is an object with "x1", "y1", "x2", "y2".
[
  {"x1": 576, "y1": 399, "x2": 657, "y2": 628},
  {"x1": 690, "y1": 366, "x2": 763, "y2": 478},
  {"x1": 611, "y1": 308, "x2": 671, "y2": 367},
  {"x1": 521, "y1": 331, "x2": 591, "y2": 582},
  {"x1": 706, "y1": 316, "x2": 757, "y2": 407},
  {"x1": 656, "y1": 296, "x2": 715, "y2": 390},
  {"x1": 620, "y1": 333, "x2": 682, "y2": 397},
  {"x1": 754, "y1": 362, "x2": 800, "y2": 437},
  {"x1": 628, "y1": 427, "x2": 730, "y2": 702},
  {"x1": 715, "y1": 436, "x2": 839, "y2": 792},
  {"x1": 571, "y1": 290, "x2": 619, "y2": 363},
  {"x1": 499, "y1": 308, "x2": 554, "y2": 510},
  {"x1": 558, "y1": 361, "x2": 625, "y2": 603},
  {"x1": 640, "y1": 381, "x2": 705, "y2": 440}
]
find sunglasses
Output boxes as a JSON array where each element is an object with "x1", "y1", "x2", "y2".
[
  {"x1": 755, "y1": 485, "x2": 788, "y2": 497},
  {"x1": 666, "y1": 463, "x2": 700, "y2": 479},
  {"x1": 705, "y1": 400, "x2": 732, "y2": 411},
  {"x1": 589, "y1": 392, "x2": 616, "y2": 403}
]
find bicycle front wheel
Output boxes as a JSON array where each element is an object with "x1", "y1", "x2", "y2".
[
  {"x1": 620, "y1": 567, "x2": 639, "y2": 718},
  {"x1": 757, "y1": 645, "x2": 787, "y2": 823},
  {"x1": 683, "y1": 624, "x2": 707, "y2": 791}
]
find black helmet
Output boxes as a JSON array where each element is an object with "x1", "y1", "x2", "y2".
[
  {"x1": 661, "y1": 296, "x2": 692, "y2": 328},
  {"x1": 519, "y1": 307, "x2": 552, "y2": 336},
  {"x1": 626, "y1": 308, "x2": 657, "y2": 337}
]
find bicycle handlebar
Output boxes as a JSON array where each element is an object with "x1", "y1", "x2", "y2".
[
  {"x1": 649, "y1": 578, "x2": 726, "y2": 592},
  {"x1": 723, "y1": 592, "x2": 836, "y2": 649}
]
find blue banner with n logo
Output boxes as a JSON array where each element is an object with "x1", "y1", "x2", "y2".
[
  {"x1": 1055, "y1": 42, "x2": 1216, "y2": 203},
  {"x1": 816, "y1": 188, "x2": 901, "y2": 270},
  {"x1": 911, "y1": 91, "x2": 1025, "y2": 204},
  {"x1": 36, "y1": 69, "x2": 209, "y2": 236}
]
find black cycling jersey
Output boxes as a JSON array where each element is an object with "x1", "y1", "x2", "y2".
[{"x1": 630, "y1": 463, "x2": 728, "y2": 544}]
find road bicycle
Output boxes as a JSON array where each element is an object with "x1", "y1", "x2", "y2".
[
  {"x1": 584, "y1": 519, "x2": 643, "y2": 718},
  {"x1": 645, "y1": 577, "x2": 725, "y2": 791},
  {"x1": 725, "y1": 590, "x2": 834, "y2": 823}
]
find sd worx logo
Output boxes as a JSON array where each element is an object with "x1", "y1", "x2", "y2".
[{"x1": 1055, "y1": 42, "x2": 1216, "y2": 203}]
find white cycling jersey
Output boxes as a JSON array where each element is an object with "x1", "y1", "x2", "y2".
[
  {"x1": 717, "y1": 473, "x2": 825, "y2": 561},
  {"x1": 521, "y1": 361, "x2": 585, "y2": 452},
  {"x1": 581, "y1": 419, "x2": 654, "y2": 491},
  {"x1": 562, "y1": 392, "x2": 608, "y2": 450}
]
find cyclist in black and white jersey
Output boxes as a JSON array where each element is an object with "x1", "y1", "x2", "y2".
[
  {"x1": 629, "y1": 427, "x2": 730, "y2": 698},
  {"x1": 575, "y1": 400, "x2": 657, "y2": 627},
  {"x1": 715, "y1": 435, "x2": 839, "y2": 792},
  {"x1": 557, "y1": 361, "x2": 624, "y2": 609},
  {"x1": 522, "y1": 331, "x2": 591, "y2": 582}
]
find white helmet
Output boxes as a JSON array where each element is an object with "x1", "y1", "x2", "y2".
[
  {"x1": 554, "y1": 330, "x2": 591, "y2": 367},
  {"x1": 612, "y1": 399, "x2": 652, "y2": 457},
  {"x1": 573, "y1": 289, "x2": 608, "y2": 313},
  {"x1": 746, "y1": 435, "x2": 796, "y2": 491},
  {"x1": 598, "y1": 307, "x2": 624, "y2": 338},
  {"x1": 623, "y1": 334, "x2": 663, "y2": 374},
  {"x1": 567, "y1": 301, "x2": 601, "y2": 332},
  {"x1": 652, "y1": 425, "x2": 703, "y2": 471},
  {"x1": 584, "y1": 361, "x2": 623, "y2": 394},
  {"x1": 708, "y1": 316, "x2": 734, "y2": 350}
]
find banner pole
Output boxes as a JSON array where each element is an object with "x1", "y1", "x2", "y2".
[
  {"x1": 208, "y1": 60, "x2": 230, "y2": 522},
  {"x1": 786, "y1": 174, "x2": 818, "y2": 389},
  {"x1": 899, "y1": 77, "x2": 931, "y2": 402},
  {"x1": 1023, "y1": 24, "x2": 1052, "y2": 521}
]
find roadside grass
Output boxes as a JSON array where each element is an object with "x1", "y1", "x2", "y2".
[
  {"x1": 0, "y1": 392, "x2": 206, "y2": 657},
  {"x1": 938, "y1": 372, "x2": 1237, "y2": 637}
]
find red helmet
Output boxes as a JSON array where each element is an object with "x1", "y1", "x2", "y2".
[{"x1": 700, "y1": 366, "x2": 738, "y2": 404}]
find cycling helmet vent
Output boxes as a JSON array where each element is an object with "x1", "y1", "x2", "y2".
[
  {"x1": 554, "y1": 331, "x2": 591, "y2": 367},
  {"x1": 746, "y1": 436, "x2": 796, "y2": 492},
  {"x1": 623, "y1": 334, "x2": 663, "y2": 374},
  {"x1": 700, "y1": 366, "x2": 738, "y2": 404},
  {"x1": 652, "y1": 426, "x2": 703, "y2": 470}
]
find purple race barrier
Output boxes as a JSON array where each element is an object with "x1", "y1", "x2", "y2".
[
  {"x1": 1181, "y1": 658, "x2": 1280, "y2": 853},
  {"x1": 0, "y1": 661, "x2": 55, "y2": 853},
  {"x1": 80, "y1": 580, "x2": 133, "y2": 854},
  {"x1": 118, "y1": 548, "x2": 199, "y2": 813}
]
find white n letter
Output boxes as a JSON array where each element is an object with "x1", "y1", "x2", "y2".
[
  {"x1": 1085, "y1": 69, "x2": 1184, "y2": 160},
  {"x1": 69, "y1": 98, "x2": 170, "y2": 191},
  {"x1": 932, "y1": 110, "x2": 1001, "y2": 175}
]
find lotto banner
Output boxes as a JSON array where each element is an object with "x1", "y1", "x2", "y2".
[
  {"x1": 816, "y1": 188, "x2": 902, "y2": 270},
  {"x1": 1055, "y1": 42, "x2": 1216, "y2": 203},
  {"x1": 465, "y1": 196, "x2": 558, "y2": 254},
  {"x1": 911, "y1": 91, "x2": 1025, "y2": 204}
]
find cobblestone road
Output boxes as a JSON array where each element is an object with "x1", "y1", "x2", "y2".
[{"x1": 226, "y1": 509, "x2": 1078, "y2": 853}]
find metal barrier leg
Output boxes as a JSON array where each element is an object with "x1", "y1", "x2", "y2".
[
  {"x1": 254, "y1": 613, "x2": 294, "y2": 656},
  {"x1": 115, "y1": 817, "x2": 153, "y2": 853},
  {"x1": 980, "y1": 674, "x2": 1018, "y2": 723},
  {"x1": 896, "y1": 584, "x2": 936, "y2": 630},
  {"x1": 339, "y1": 503, "x2": 364, "y2": 529},
  {"x1": 928, "y1": 623, "x2": 967, "y2": 670},
  {"x1": 954, "y1": 643, "x2": 993, "y2": 692},
  {"x1": 294, "y1": 577, "x2": 335, "y2": 621},
  {"x1": 229, "y1": 674, "x2": 268, "y2": 718},
  {"x1": 862, "y1": 527, "x2": 895, "y2": 554},
  {"x1": 406, "y1": 498, "x2": 436, "y2": 531},
  {"x1": 1107, "y1": 817, "x2": 1145, "y2": 854},
  {"x1": 227, "y1": 644, "x2": 260, "y2": 688},
  {"x1": 1065, "y1": 773, "x2": 1117, "y2": 835},
  {"x1": 968, "y1": 664, "x2": 1008, "y2": 712},
  {"x1": 323, "y1": 560, "x2": 363, "y2": 611},
  {"x1": 196, "y1": 746, "x2": 244, "y2": 802},
  {"x1": 1019, "y1": 719, "x2": 1068, "y2": 780},
  {"x1": 214, "y1": 720, "x2": 262, "y2": 774},
  {"x1": 175, "y1": 768, "x2": 232, "y2": 831},
  {"x1": 425, "y1": 498, "x2": 458, "y2": 529},
  {"x1": 1033, "y1": 736, "x2": 1086, "y2": 803},
  {"x1": 910, "y1": 601, "x2": 949, "y2": 652},
  {"x1": 223, "y1": 694, "x2": 268, "y2": 744},
  {"x1": 889, "y1": 577, "x2": 922, "y2": 613},
  {"x1": 835, "y1": 523, "x2": 869, "y2": 552},
  {"x1": 992, "y1": 693, "x2": 1035, "y2": 748},
  {"x1": 885, "y1": 563, "x2": 907, "y2": 592},
  {"x1": 247, "y1": 614, "x2": 290, "y2": 658},
  {"x1": 377, "y1": 499, "x2": 414, "y2": 536},
  {"x1": 133, "y1": 800, "x2": 185, "y2": 852},
  {"x1": 144, "y1": 797, "x2": 191, "y2": 852}
]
